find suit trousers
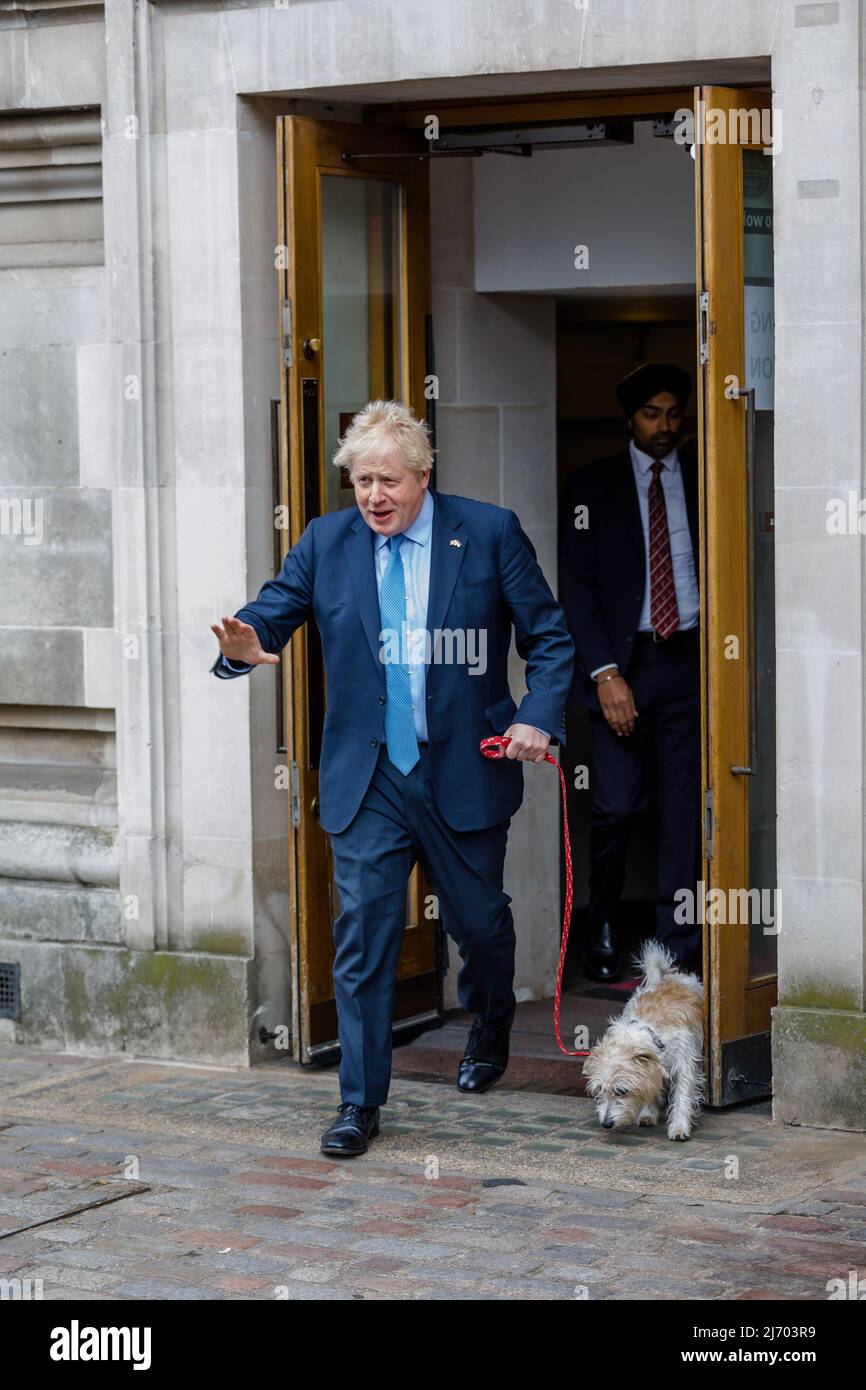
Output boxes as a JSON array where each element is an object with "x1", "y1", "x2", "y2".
[
  {"x1": 587, "y1": 626, "x2": 701, "y2": 963},
  {"x1": 327, "y1": 742, "x2": 515, "y2": 1106}
]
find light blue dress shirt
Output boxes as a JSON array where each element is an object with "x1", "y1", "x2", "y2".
[
  {"x1": 591, "y1": 441, "x2": 699, "y2": 679},
  {"x1": 374, "y1": 486, "x2": 434, "y2": 744}
]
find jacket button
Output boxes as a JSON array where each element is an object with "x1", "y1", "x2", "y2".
[
  {"x1": 371, "y1": 737, "x2": 378, "y2": 747},
  {"x1": 379, "y1": 695, "x2": 386, "y2": 704}
]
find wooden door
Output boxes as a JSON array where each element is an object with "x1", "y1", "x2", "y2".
[
  {"x1": 276, "y1": 116, "x2": 439, "y2": 1063},
  {"x1": 694, "y1": 87, "x2": 777, "y2": 1105}
]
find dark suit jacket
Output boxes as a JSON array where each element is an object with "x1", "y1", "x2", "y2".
[
  {"x1": 211, "y1": 487, "x2": 574, "y2": 834},
  {"x1": 558, "y1": 442, "x2": 699, "y2": 707}
]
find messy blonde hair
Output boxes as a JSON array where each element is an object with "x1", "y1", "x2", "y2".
[{"x1": 333, "y1": 400, "x2": 435, "y2": 479}]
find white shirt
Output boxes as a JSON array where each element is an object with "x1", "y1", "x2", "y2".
[
  {"x1": 629, "y1": 439, "x2": 699, "y2": 633},
  {"x1": 590, "y1": 440, "x2": 699, "y2": 679}
]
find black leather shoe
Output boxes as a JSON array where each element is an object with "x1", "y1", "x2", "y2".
[
  {"x1": 320, "y1": 1102, "x2": 380, "y2": 1157},
  {"x1": 581, "y1": 921, "x2": 623, "y2": 983},
  {"x1": 457, "y1": 1002, "x2": 516, "y2": 1093}
]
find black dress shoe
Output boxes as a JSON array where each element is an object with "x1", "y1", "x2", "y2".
[
  {"x1": 457, "y1": 1001, "x2": 515, "y2": 1093},
  {"x1": 320, "y1": 1102, "x2": 380, "y2": 1157},
  {"x1": 581, "y1": 921, "x2": 623, "y2": 983}
]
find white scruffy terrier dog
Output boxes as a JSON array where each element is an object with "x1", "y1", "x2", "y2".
[{"x1": 583, "y1": 939, "x2": 705, "y2": 1141}]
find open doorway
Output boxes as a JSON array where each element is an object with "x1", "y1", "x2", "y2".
[
  {"x1": 395, "y1": 115, "x2": 702, "y2": 1095},
  {"x1": 275, "y1": 87, "x2": 777, "y2": 1105},
  {"x1": 556, "y1": 290, "x2": 699, "y2": 1014}
]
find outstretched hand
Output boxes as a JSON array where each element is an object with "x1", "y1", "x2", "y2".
[{"x1": 210, "y1": 615, "x2": 280, "y2": 666}]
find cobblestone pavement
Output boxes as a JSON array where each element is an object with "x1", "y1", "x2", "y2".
[{"x1": 2, "y1": 1044, "x2": 866, "y2": 1301}]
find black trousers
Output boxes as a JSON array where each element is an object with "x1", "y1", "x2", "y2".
[{"x1": 587, "y1": 627, "x2": 701, "y2": 963}]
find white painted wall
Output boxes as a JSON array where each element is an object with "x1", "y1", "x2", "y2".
[{"x1": 474, "y1": 120, "x2": 695, "y2": 294}]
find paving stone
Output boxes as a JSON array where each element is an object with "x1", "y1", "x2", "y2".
[
  {"x1": 347, "y1": 1237, "x2": 471, "y2": 1260},
  {"x1": 348, "y1": 1256, "x2": 411, "y2": 1274},
  {"x1": 114, "y1": 1279, "x2": 227, "y2": 1299},
  {"x1": 616, "y1": 1275, "x2": 728, "y2": 1296},
  {"x1": 523, "y1": 1143, "x2": 571, "y2": 1153},
  {"x1": 536, "y1": 1244, "x2": 605, "y2": 1264},
  {"x1": 250, "y1": 1241, "x2": 345, "y2": 1263},
  {"x1": 40, "y1": 1286, "x2": 119, "y2": 1301},
  {"x1": 483, "y1": 1203, "x2": 552, "y2": 1218},
  {"x1": 758, "y1": 1214, "x2": 839, "y2": 1234}
]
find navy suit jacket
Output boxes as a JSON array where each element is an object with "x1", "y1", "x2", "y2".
[
  {"x1": 558, "y1": 442, "x2": 700, "y2": 707},
  {"x1": 211, "y1": 487, "x2": 574, "y2": 834}
]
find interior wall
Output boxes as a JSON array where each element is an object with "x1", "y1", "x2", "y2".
[
  {"x1": 429, "y1": 139, "x2": 699, "y2": 989},
  {"x1": 474, "y1": 120, "x2": 695, "y2": 295},
  {"x1": 429, "y1": 153, "x2": 562, "y2": 1006}
]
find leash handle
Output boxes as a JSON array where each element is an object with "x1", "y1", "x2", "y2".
[{"x1": 479, "y1": 735, "x2": 588, "y2": 1056}]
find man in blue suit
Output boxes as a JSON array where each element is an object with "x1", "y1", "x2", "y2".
[{"x1": 211, "y1": 401, "x2": 574, "y2": 1156}]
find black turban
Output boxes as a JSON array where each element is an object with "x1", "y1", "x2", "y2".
[{"x1": 616, "y1": 362, "x2": 692, "y2": 418}]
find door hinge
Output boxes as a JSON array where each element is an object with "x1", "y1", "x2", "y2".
[
  {"x1": 704, "y1": 786, "x2": 715, "y2": 860},
  {"x1": 290, "y1": 760, "x2": 301, "y2": 828},
  {"x1": 282, "y1": 298, "x2": 293, "y2": 369},
  {"x1": 699, "y1": 290, "x2": 710, "y2": 365}
]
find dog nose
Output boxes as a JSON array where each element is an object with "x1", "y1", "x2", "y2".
[{"x1": 602, "y1": 1118, "x2": 615, "y2": 1129}]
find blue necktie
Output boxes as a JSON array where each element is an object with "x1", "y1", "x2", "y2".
[{"x1": 379, "y1": 534, "x2": 420, "y2": 775}]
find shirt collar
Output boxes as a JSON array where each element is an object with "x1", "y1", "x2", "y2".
[
  {"x1": 629, "y1": 437, "x2": 679, "y2": 476},
  {"x1": 374, "y1": 486, "x2": 435, "y2": 551}
]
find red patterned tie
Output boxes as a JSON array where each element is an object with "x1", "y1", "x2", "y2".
[{"x1": 648, "y1": 460, "x2": 680, "y2": 639}]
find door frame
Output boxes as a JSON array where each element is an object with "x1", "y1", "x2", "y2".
[{"x1": 271, "y1": 81, "x2": 777, "y2": 1094}]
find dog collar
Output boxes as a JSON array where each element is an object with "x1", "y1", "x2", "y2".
[{"x1": 626, "y1": 1020, "x2": 666, "y2": 1052}]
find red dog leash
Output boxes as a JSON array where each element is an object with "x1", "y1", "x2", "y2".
[{"x1": 480, "y1": 734, "x2": 589, "y2": 1057}]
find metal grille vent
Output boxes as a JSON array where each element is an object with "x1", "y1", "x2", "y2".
[{"x1": 0, "y1": 962, "x2": 21, "y2": 1021}]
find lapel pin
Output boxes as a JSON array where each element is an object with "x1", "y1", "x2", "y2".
[{"x1": 450, "y1": 538, "x2": 461, "y2": 548}]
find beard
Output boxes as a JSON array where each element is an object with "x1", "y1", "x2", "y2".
[{"x1": 636, "y1": 432, "x2": 677, "y2": 458}]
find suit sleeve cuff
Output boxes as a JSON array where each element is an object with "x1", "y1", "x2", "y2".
[{"x1": 211, "y1": 652, "x2": 254, "y2": 679}]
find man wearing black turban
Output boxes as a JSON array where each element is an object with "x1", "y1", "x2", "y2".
[{"x1": 558, "y1": 362, "x2": 702, "y2": 982}]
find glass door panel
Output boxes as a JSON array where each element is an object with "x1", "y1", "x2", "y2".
[
  {"x1": 742, "y1": 149, "x2": 777, "y2": 980},
  {"x1": 277, "y1": 116, "x2": 435, "y2": 1063},
  {"x1": 321, "y1": 175, "x2": 403, "y2": 515}
]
